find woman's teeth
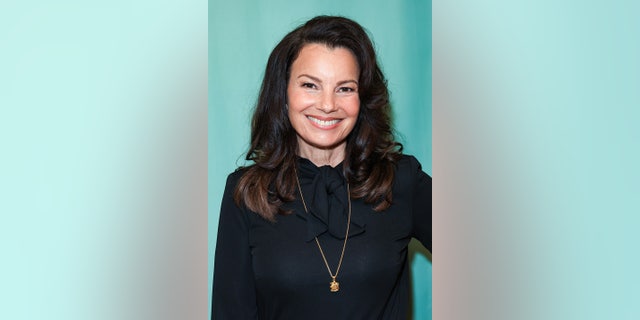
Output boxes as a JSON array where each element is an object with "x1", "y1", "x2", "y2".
[{"x1": 308, "y1": 116, "x2": 340, "y2": 127}]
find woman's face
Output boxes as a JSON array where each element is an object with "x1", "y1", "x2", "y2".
[{"x1": 287, "y1": 43, "x2": 360, "y2": 155}]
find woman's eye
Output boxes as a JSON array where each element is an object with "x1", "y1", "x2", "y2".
[
  {"x1": 302, "y1": 82, "x2": 317, "y2": 89},
  {"x1": 338, "y1": 87, "x2": 356, "y2": 93}
]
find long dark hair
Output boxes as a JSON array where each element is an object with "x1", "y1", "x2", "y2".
[{"x1": 235, "y1": 15, "x2": 402, "y2": 221}]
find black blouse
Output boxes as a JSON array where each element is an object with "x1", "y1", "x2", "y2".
[{"x1": 212, "y1": 155, "x2": 431, "y2": 320}]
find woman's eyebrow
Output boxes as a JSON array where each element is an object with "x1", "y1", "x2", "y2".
[
  {"x1": 297, "y1": 74, "x2": 322, "y2": 83},
  {"x1": 337, "y1": 79, "x2": 358, "y2": 86},
  {"x1": 297, "y1": 74, "x2": 358, "y2": 86}
]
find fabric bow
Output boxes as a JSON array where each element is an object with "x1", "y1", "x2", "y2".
[{"x1": 296, "y1": 158, "x2": 366, "y2": 241}]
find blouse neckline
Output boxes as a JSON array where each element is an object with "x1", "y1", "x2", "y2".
[{"x1": 296, "y1": 157, "x2": 366, "y2": 241}]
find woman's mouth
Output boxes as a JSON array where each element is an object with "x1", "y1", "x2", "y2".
[{"x1": 307, "y1": 116, "x2": 341, "y2": 128}]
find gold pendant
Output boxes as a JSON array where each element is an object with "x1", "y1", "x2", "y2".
[{"x1": 330, "y1": 278, "x2": 340, "y2": 292}]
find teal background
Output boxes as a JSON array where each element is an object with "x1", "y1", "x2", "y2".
[
  {"x1": 434, "y1": 1, "x2": 640, "y2": 319},
  {"x1": 2, "y1": 1, "x2": 207, "y2": 319},
  {"x1": 208, "y1": 0, "x2": 432, "y2": 319}
]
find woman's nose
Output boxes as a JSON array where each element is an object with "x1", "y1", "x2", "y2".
[{"x1": 318, "y1": 92, "x2": 337, "y2": 113}]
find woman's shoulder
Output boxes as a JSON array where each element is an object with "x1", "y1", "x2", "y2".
[
  {"x1": 224, "y1": 165, "x2": 253, "y2": 188},
  {"x1": 396, "y1": 154, "x2": 424, "y2": 172},
  {"x1": 394, "y1": 154, "x2": 431, "y2": 182},
  {"x1": 392, "y1": 155, "x2": 431, "y2": 199},
  {"x1": 228, "y1": 166, "x2": 248, "y2": 178}
]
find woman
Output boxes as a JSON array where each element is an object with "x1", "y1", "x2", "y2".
[{"x1": 212, "y1": 16, "x2": 431, "y2": 319}]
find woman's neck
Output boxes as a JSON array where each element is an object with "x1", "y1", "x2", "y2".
[{"x1": 297, "y1": 142, "x2": 346, "y2": 168}]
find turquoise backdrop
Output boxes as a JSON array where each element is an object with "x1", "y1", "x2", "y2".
[{"x1": 209, "y1": 0, "x2": 432, "y2": 319}]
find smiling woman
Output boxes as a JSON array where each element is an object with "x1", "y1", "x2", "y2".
[
  {"x1": 211, "y1": 16, "x2": 431, "y2": 320},
  {"x1": 287, "y1": 44, "x2": 360, "y2": 166}
]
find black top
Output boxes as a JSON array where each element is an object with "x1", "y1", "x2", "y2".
[{"x1": 212, "y1": 155, "x2": 431, "y2": 320}]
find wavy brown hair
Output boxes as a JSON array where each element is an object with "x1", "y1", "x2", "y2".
[{"x1": 234, "y1": 16, "x2": 403, "y2": 221}]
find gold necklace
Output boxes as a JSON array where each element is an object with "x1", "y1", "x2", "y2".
[{"x1": 294, "y1": 168, "x2": 351, "y2": 293}]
